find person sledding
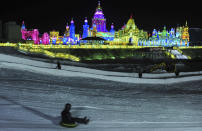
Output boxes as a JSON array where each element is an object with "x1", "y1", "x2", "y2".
[{"x1": 60, "y1": 103, "x2": 89, "y2": 128}]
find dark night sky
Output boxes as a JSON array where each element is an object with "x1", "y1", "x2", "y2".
[{"x1": 1, "y1": 0, "x2": 202, "y2": 34}]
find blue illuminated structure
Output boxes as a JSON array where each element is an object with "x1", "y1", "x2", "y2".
[
  {"x1": 69, "y1": 19, "x2": 76, "y2": 42},
  {"x1": 63, "y1": 36, "x2": 68, "y2": 45},
  {"x1": 21, "y1": 21, "x2": 26, "y2": 30},
  {"x1": 82, "y1": 18, "x2": 89, "y2": 39},
  {"x1": 110, "y1": 23, "x2": 115, "y2": 36},
  {"x1": 52, "y1": 38, "x2": 57, "y2": 45},
  {"x1": 138, "y1": 25, "x2": 189, "y2": 47}
]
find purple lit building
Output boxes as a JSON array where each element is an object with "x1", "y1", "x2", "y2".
[
  {"x1": 81, "y1": 1, "x2": 115, "y2": 41},
  {"x1": 92, "y1": 1, "x2": 107, "y2": 32}
]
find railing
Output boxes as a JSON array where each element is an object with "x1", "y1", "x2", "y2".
[
  {"x1": 1, "y1": 43, "x2": 202, "y2": 49},
  {"x1": 17, "y1": 45, "x2": 80, "y2": 62},
  {"x1": 0, "y1": 43, "x2": 17, "y2": 47}
]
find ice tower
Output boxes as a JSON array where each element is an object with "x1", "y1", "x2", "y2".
[
  {"x1": 82, "y1": 18, "x2": 89, "y2": 38},
  {"x1": 92, "y1": 1, "x2": 107, "y2": 32},
  {"x1": 69, "y1": 19, "x2": 76, "y2": 41}
]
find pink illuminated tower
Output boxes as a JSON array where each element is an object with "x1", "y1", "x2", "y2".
[
  {"x1": 42, "y1": 33, "x2": 50, "y2": 45},
  {"x1": 21, "y1": 21, "x2": 40, "y2": 44},
  {"x1": 92, "y1": 1, "x2": 107, "y2": 32},
  {"x1": 32, "y1": 29, "x2": 39, "y2": 44}
]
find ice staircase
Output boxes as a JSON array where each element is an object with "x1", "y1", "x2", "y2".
[{"x1": 169, "y1": 50, "x2": 188, "y2": 59}]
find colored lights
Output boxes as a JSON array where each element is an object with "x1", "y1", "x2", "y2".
[
  {"x1": 92, "y1": 1, "x2": 107, "y2": 32},
  {"x1": 139, "y1": 24, "x2": 190, "y2": 47},
  {"x1": 19, "y1": 1, "x2": 191, "y2": 49},
  {"x1": 114, "y1": 17, "x2": 148, "y2": 46},
  {"x1": 70, "y1": 19, "x2": 76, "y2": 41},
  {"x1": 83, "y1": 18, "x2": 90, "y2": 39},
  {"x1": 1, "y1": 42, "x2": 202, "y2": 62}
]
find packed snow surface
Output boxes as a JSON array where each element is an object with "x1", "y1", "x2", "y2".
[
  {"x1": 0, "y1": 53, "x2": 202, "y2": 131},
  {"x1": 1, "y1": 54, "x2": 202, "y2": 84}
]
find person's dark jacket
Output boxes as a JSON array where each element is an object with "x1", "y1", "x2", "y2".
[
  {"x1": 61, "y1": 110, "x2": 75, "y2": 124},
  {"x1": 61, "y1": 103, "x2": 88, "y2": 124},
  {"x1": 61, "y1": 108, "x2": 87, "y2": 124}
]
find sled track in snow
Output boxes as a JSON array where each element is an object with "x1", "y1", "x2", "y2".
[{"x1": 1, "y1": 67, "x2": 202, "y2": 130}]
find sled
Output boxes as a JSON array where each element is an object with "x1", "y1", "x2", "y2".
[
  {"x1": 60, "y1": 117, "x2": 89, "y2": 128},
  {"x1": 60, "y1": 122, "x2": 78, "y2": 128}
]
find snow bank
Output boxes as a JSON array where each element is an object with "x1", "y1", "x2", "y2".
[{"x1": 1, "y1": 53, "x2": 202, "y2": 84}]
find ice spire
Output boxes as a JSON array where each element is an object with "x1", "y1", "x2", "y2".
[
  {"x1": 21, "y1": 21, "x2": 26, "y2": 30},
  {"x1": 71, "y1": 18, "x2": 74, "y2": 24}
]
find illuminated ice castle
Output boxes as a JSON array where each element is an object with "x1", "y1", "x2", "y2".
[
  {"x1": 49, "y1": 19, "x2": 80, "y2": 45},
  {"x1": 21, "y1": 21, "x2": 49, "y2": 44},
  {"x1": 21, "y1": 19, "x2": 80, "y2": 45},
  {"x1": 138, "y1": 22, "x2": 190, "y2": 47},
  {"x1": 81, "y1": 1, "x2": 115, "y2": 41},
  {"x1": 113, "y1": 15, "x2": 148, "y2": 45},
  {"x1": 21, "y1": 1, "x2": 190, "y2": 47}
]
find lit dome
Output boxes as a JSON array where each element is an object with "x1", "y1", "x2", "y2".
[
  {"x1": 125, "y1": 17, "x2": 136, "y2": 30},
  {"x1": 93, "y1": 2, "x2": 105, "y2": 20}
]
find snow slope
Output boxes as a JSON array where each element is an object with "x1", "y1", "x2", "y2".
[
  {"x1": 0, "y1": 54, "x2": 202, "y2": 85},
  {"x1": 1, "y1": 68, "x2": 202, "y2": 131},
  {"x1": 0, "y1": 53, "x2": 202, "y2": 131}
]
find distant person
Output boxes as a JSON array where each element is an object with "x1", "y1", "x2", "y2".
[
  {"x1": 60, "y1": 103, "x2": 89, "y2": 127},
  {"x1": 175, "y1": 70, "x2": 180, "y2": 77},
  {"x1": 138, "y1": 68, "x2": 143, "y2": 78},
  {"x1": 56, "y1": 61, "x2": 61, "y2": 70},
  {"x1": 139, "y1": 71, "x2": 142, "y2": 78}
]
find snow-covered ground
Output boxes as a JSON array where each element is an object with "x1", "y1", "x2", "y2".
[
  {"x1": 1, "y1": 53, "x2": 202, "y2": 131},
  {"x1": 1, "y1": 54, "x2": 202, "y2": 84}
]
